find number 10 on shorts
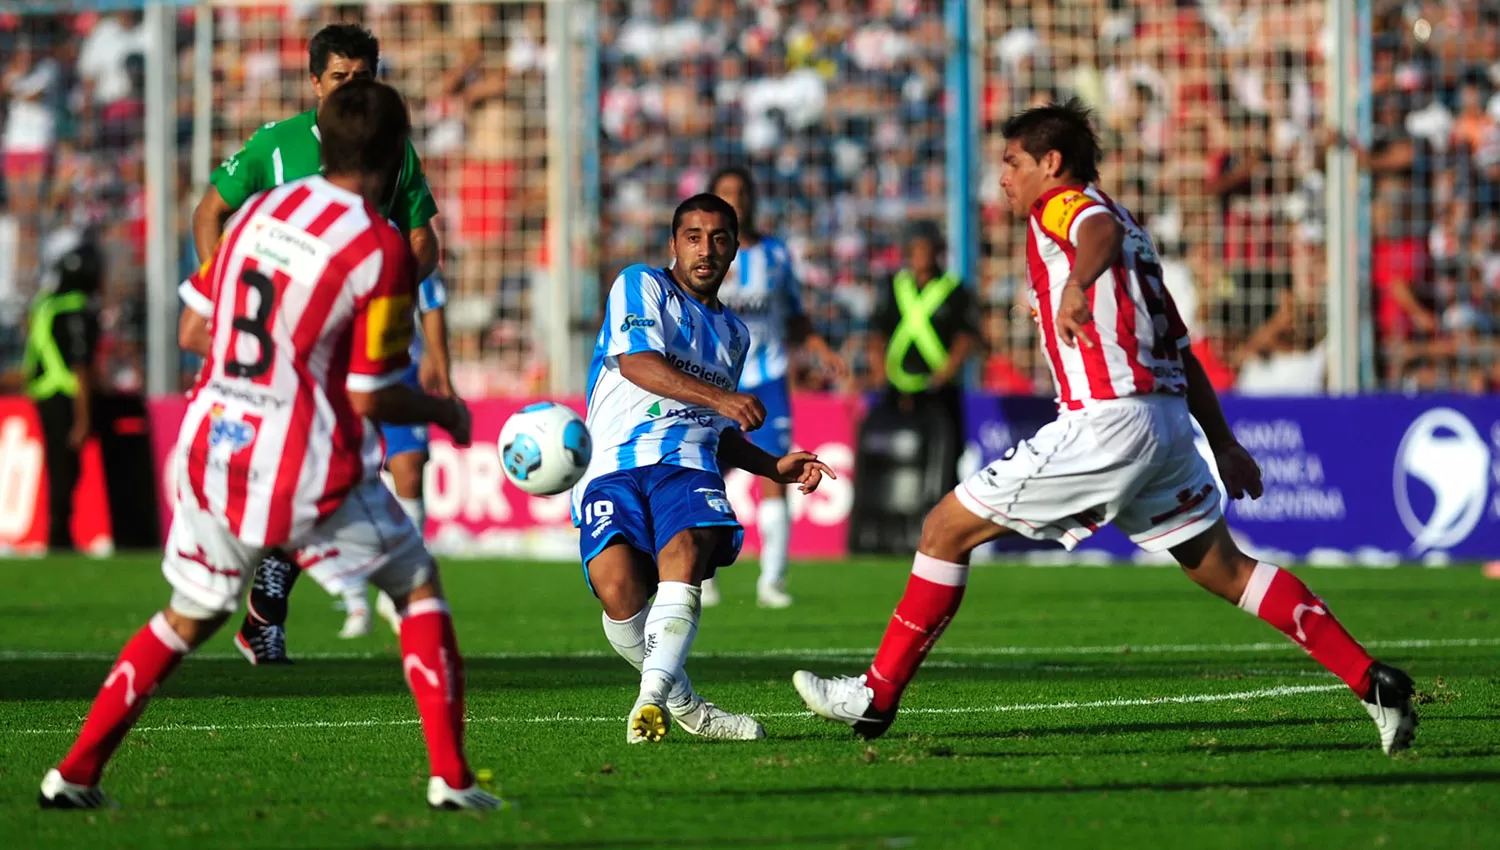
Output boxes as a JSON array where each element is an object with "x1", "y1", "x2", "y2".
[{"x1": 583, "y1": 500, "x2": 614, "y2": 529}]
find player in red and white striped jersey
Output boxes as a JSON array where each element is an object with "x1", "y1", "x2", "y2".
[
  {"x1": 39, "y1": 81, "x2": 502, "y2": 812},
  {"x1": 792, "y1": 99, "x2": 1419, "y2": 756},
  {"x1": 1024, "y1": 181, "x2": 1190, "y2": 411}
]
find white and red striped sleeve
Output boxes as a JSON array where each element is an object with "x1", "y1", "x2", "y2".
[{"x1": 346, "y1": 225, "x2": 416, "y2": 393}]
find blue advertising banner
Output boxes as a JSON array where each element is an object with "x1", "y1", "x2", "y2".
[{"x1": 962, "y1": 394, "x2": 1500, "y2": 564}]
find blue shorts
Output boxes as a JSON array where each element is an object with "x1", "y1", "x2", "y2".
[
  {"x1": 381, "y1": 364, "x2": 429, "y2": 460},
  {"x1": 576, "y1": 465, "x2": 744, "y2": 594},
  {"x1": 745, "y1": 377, "x2": 792, "y2": 455}
]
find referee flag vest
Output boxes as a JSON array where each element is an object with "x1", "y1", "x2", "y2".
[
  {"x1": 22, "y1": 290, "x2": 87, "y2": 400},
  {"x1": 885, "y1": 269, "x2": 961, "y2": 393}
]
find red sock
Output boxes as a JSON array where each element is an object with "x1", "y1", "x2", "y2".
[
  {"x1": 399, "y1": 599, "x2": 470, "y2": 788},
  {"x1": 58, "y1": 613, "x2": 187, "y2": 785},
  {"x1": 1238, "y1": 562, "x2": 1374, "y2": 696},
  {"x1": 864, "y1": 554, "x2": 969, "y2": 712}
]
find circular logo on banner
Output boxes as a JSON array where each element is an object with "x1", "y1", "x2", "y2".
[{"x1": 1393, "y1": 408, "x2": 1491, "y2": 554}]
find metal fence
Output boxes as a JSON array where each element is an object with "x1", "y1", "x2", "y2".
[{"x1": 0, "y1": 1, "x2": 1496, "y2": 397}]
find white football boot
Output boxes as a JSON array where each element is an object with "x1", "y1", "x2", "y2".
[
  {"x1": 427, "y1": 777, "x2": 506, "y2": 810},
  {"x1": 672, "y1": 697, "x2": 766, "y2": 740},
  {"x1": 792, "y1": 670, "x2": 896, "y2": 740},
  {"x1": 338, "y1": 606, "x2": 372, "y2": 639},
  {"x1": 700, "y1": 577, "x2": 721, "y2": 608},
  {"x1": 38, "y1": 768, "x2": 111, "y2": 809},
  {"x1": 756, "y1": 581, "x2": 793, "y2": 609},
  {"x1": 375, "y1": 590, "x2": 403, "y2": 635},
  {"x1": 1362, "y1": 661, "x2": 1418, "y2": 755}
]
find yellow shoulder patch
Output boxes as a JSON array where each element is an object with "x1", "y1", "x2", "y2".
[
  {"x1": 1039, "y1": 190, "x2": 1094, "y2": 240},
  {"x1": 364, "y1": 294, "x2": 414, "y2": 363}
]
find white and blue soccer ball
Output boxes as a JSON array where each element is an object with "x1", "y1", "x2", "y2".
[{"x1": 499, "y1": 401, "x2": 592, "y2": 496}]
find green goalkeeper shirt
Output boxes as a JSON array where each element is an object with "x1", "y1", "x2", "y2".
[{"x1": 209, "y1": 108, "x2": 437, "y2": 232}]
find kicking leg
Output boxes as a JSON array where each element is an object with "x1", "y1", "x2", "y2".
[
  {"x1": 42, "y1": 602, "x2": 226, "y2": 808},
  {"x1": 1170, "y1": 520, "x2": 1417, "y2": 754},
  {"x1": 592, "y1": 545, "x2": 763, "y2": 741},
  {"x1": 793, "y1": 492, "x2": 1005, "y2": 739},
  {"x1": 235, "y1": 552, "x2": 299, "y2": 664}
]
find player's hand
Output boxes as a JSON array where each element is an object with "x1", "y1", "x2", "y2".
[
  {"x1": 715, "y1": 392, "x2": 767, "y2": 431},
  {"x1": 774, "y1": 451, "x2": 836, "y2": 494},
  {"x1": 1216, "y1": 442, "x2": 1263, "y2": 500},
  {"x1": 444, "y1": 397, "x2": 472, "y2": 448},
  {"x1": 1057, "y1": 282, "x2": 1095, "y2": 349},
  {"x1": 419, "y1": 354, "x2": 453, "y2": 397}
]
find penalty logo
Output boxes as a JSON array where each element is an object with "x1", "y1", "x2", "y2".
[{"x1": 1393, "y1": 408, "x2": 1491, "y2": 554}]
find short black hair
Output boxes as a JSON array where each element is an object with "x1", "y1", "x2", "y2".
[
  {"x1": 672, "y1": 193, "x2": 739, "y2": 239},
  {"x1": 708, "y1": 165, "x2": 756, "y2": 198},
  {"x1": 318, "y1": 78, "x2": 410, "y2": 178},
  {"x1": 999, "y1": 97, "x2": 1102, "y2": 185},
  {"x1": 309, "y1": 24, "x2": 380, "y2": 78}
]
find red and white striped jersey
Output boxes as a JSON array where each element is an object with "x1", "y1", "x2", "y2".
[
  {"x1": 178, "y1": 176, "x2": 415, "y2": 547},
  {"x1": 1024, "y1": 185, "x2": 1190, "y2": 412}
]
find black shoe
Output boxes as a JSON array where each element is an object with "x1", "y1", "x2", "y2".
[
  {"x1": 246, "y1": 553, "x2": 301, "y2": 625},
  {"x1": 39, "y1": 769, "x2": 110, "y2": 809},
  {"x1": 235, "y1": 620, "x2": 291, "y2": 665},
  {"x1": 1361, "y1": 661, "x2": 1417, "y2": 754}
]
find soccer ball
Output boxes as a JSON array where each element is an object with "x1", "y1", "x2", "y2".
[{"x1": 499, "y1": 402, "x2": 592, "y2": 496}]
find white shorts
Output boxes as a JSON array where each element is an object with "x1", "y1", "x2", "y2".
[
  {"x1": 955, "y1": 395, "x2": 1222, "y2": 553},
  {"x1": 162, "y1": 476, "x2": 431, "y2": 617}
]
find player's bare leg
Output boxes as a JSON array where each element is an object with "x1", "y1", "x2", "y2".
[
  {"x1": 1170, "y1": 519, "x2": 1417, "y2": 754},
  {"x1": 755, "y1": 478, "x2": 793, "y2": 608},
  {"x1": 42, "y1": 606, "x2": 228, "y2": 808},
  {"x1": 794, "y1": 493, "x2": 1002, "y2": 739},
  {"x1": 376, "y1": 565, "x2": 503, "y2": 810},
  {"x1": 589, "y1": 534, "x2": 765, "y2": 743},
  {"x1": 370, "y1": 450, "x2": 430, "y2": 636}
]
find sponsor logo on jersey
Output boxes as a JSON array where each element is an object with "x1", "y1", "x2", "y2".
[
  {"x1": 619, "y1": 313, "x2": 656, "y2": 332},
  {"x1": 207, "y1": 404, "x2": 256, "y2": 453},
  {"x1": 1394, "y1": 407, "x2": 1491, "y2": 553},
  {"x1": 695, "y1": 487, "x2": 733, "y2": 514},
  {"x1": 248, "y1": 216, "x2": 333, "y2": 279},
  {"x1": 664, "y1": 352, "x2": 734, "y2": 390}
]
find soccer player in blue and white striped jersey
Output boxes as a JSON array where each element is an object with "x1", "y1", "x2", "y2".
[
  {"x1": 571, "y1": 193, "x2": 834, "y2": 744},
  {"x1": 708, "y1": 166, "x2": 845, "y2": 608}
]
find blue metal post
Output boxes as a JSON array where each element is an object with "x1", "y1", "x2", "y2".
[{"x1": 944, "y1": 0, "x2": 978, "y2": 287}]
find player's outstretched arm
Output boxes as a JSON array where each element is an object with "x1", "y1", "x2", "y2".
[
  {"x1": 718, "y1": 428, "x2": 834, "y2": 494},
  {"x1": 618, "y1": 351, "x2": 766, "y2": 431},
  {"x1": 1057, "y1": 214, "x2": 1125, "y2": 349},
  {"x1": 1182, "y1": 349, "x2": 1262, "y2": 500}
]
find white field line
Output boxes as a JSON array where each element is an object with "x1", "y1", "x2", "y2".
[
  {"x1": 5, "y1": 683, "x2": 1345, "y2": 736},
  {"x1": 1, "y1": 635, "x2": 1495, "y2": 663}
]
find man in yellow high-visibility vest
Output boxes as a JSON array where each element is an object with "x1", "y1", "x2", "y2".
[
  {"x1": 3, "y1": 236, "x2": 102, "y2": 551},
  {"x1": 867, "y1": 221, "x2": 979, "y2": 493}
]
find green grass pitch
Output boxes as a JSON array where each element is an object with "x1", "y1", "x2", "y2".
[{"x1": 2, "y1": 555, "x2": 1498, "y2": 849}]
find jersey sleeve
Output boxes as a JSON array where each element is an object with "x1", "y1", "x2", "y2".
[
  {"x1": 1035, "y1": 189, "x2": 1109, "y2": 247},
  {"x1": 347, "y1": 229, "x2": 417, "y2": 392},
  {"x1": 210, "y1": 123, "x2": 274, "y2": 211},
  {"x1": 416, "y1": 272, "x2": 448, "y2": 314},
  {"x1": 1162, "y1": 285, "x2": 1192, "y2": 350},
  {"x1": 603, "y1": 267, "x2": 668, "y2": 358},
  {"x1": 392, "y1": 142, "x2": 439, "y2": 232},
  {"x1": 179, "y1": 259, "x2": 215, "y2": 317}
]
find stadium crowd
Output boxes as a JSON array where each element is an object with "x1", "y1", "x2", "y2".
[{"x1": 1, "y1": 0, "x2": 1497, "y2": 396}]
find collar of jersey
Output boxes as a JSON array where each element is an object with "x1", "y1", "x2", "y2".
[{"x1": 1031, "y1": 183, "x2": 1090, "y2": 213}]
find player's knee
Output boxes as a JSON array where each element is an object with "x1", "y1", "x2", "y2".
[
  {"x1": 918, "y1": 493, "x2": 993, "y2": 562},
  {"x1": 387, "y1": 452, "x2": 427, "y2": 499},
  {"x1": 163, "y1": 605, "x2": 229, "y2": 649},
  {"x1": 657, "y1": 528, "x2": 721, "y2": 583},
  {"x1": 370, "y1": 551, "x2": 438, "y2": 614}
]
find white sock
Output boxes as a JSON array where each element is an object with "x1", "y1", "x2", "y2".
[
  {"x1": 639, "y1": 582, "x2": 701, "y2": 703},
  {"x1": 396, "y1": 495, "x2": 425, "y2": 532},
  {"x1": 603, "y1": 608, "x2": 697, "y2": 707},
  {"x1": 342, "y1": 584, "x2": 369, "y2": 614},
  {"x1": 757, "y1": 496, "x2": 790, "y2": 589}
]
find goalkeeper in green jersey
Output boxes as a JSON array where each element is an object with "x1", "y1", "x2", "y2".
[{"x1": 181, "y1": 24, "x2": 454, "y2": 661}]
